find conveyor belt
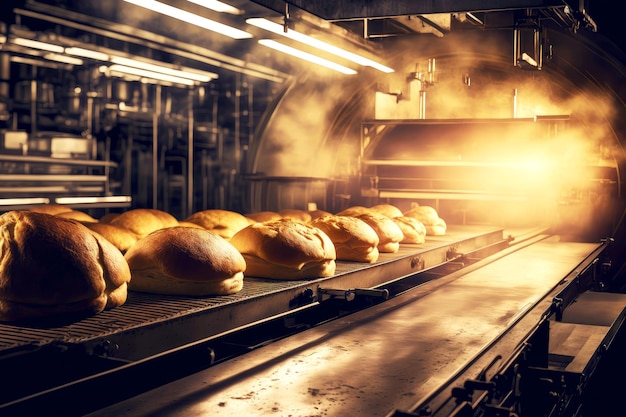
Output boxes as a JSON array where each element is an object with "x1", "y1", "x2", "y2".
[
  {"x1": 84, "y1": 237, "x2": 604, "y2": 417},
  {"x1": 0, "y1": 225, "x2": 508, "y2": 361}
]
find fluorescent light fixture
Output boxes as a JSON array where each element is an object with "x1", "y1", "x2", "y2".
[
  {"x1": 43, "y1": 53, "x2": 83, "y2": 65},
  {"x1": 258, "y1": 39, "x2": 357, "y2": 75},
  {"x1": 107, "y1": 64, "x2": 197, "y2": 85},
  {"x1": 65, "y1": 47, "x2": 109, "y2": 61},
  {"x1": 187, "y1": 0, "x2": 242, "y2": 15},
  {"x1": 13, "y1": 37, "x2": 64, "y2": 53},
  {"x1": 56, "y1": 196, "x2": 132, "y2": 204},
  {"x1": 0, "y1": 197, "x2": 50, "y2": 206},
  {"x1": 247, "y1": 18, "x2": 394, "y2": 73},
  {"x1": 124, "y1": 0, "x2": 252, "y2": 39},
  {"x1": 110, "y1": 56, "x2": 217, "y2": 82}
]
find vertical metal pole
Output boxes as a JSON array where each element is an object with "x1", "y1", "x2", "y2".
[
  {"x1": 233, "y1": 73, "x2": 241, "y2": 208},
  {"x1": 513, "y1": 88, "x2": 518, "y2": 118},
  {"x1": 419, "y1": 89, "x2": 426, "y2": 119},
  {"x1": 30, "y1": 66, "x2": 37, "y2": 136},
  {"x1": 153, "y1": 84, "x2": 161, "y2": 209},
  {"x1": 513, "y1": 27, "x2": 519, "y2": 67},
  {"x1": 187, "y1": 88, "x2": 194, "y2": 218}
]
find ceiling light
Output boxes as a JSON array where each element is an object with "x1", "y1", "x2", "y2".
[
  {"x1": 106, "y1": 64, "x2": 197, "y2": 86},
  {"x1": 258, "y1": 39, "x2": 357, "y2": 75},
  {"x1": 56, "y1": 196, "x2": 132, "y2": 205},
  {"x1": 247, "y1": 18, "x2": 394, "y2": 73},
  {"x1": 187, "y1": 0, "x2": 242, "y2": 15},
  {"x1": 65, "y1": 47, "x2": 109, "y2": 61},
  {"x1": 110, "y1": 56, "x2": 217, "y2": 82},
  {"x1": 124, "y1": 0, "x2": 252, "y2": 39},
  {"x1": 13, "y1": 37, "x2": 64, "y2": 53},
  {"x1": 43, "y1": 53, "x2": 83, "y2": 65}
]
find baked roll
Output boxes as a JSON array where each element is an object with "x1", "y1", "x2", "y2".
[
  {"x1": 230, "y1": 219, "x2": 336, "y2": 279},
  {"x1": 0, "y1": 211, "x2": 131, "y2": 323},
  {"x1": 125, "y1": 226, "x2": 246, "y2": 296}
]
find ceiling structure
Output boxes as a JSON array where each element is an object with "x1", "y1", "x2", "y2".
[{"x1": 0, "y1": 0, "x2": 606, "y2": 86}]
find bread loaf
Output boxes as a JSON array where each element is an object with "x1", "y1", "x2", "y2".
[
  {"x1": 110, "y1": 208, "x2": 179, "y2": 239},
  {"x1": 308, "y1": 209, "x2": 333, "y2": 221},
  {"x1": 278, "y1": 209, "x2": 312, "y2": 223},
  {"x1": 245, "y1": 211, "x2": 282, "y2": 223},
  {"x1": 85, "y1": 222, "x2": 138, "y2": 253},
  {"x1": 125, "y1": 226, "x2": 246, "y2": 296},
  {"x1": 310, "y1": 215, "x2": 379, "y2": 263},
  {"x1": 344, "y1": 212, "x2": 403, "y2": 253},
  {"x1": 403, "y1": 205, "x2": 447, "y2": 236},
  {"x1": 336, "y1": 206, "x2": 372, "y2": 217},
  {"x1": 230, "y1": 219, "x2": 336, "y2": 279},
  {"x1": 369, "y1": 203, "x2": 403, "y2": 219},
  {"x1": 392, "y1": 216, "x2": 426, "y2": 244},
  {"x1": 56, "y1": 210, "x2": 98, "y2": 223},
  {"x1": 29, "y1": 204, "x2": 73, "y2": 215},
  {"x1": 0, "y1": 211, "x2": 131, "y2": 322},
  {"x1": 184, "y1": 209, "x2": 250, "y2": 240}
]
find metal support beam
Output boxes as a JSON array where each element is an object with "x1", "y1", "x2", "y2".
[{"x1": 261, "y1": 0, "x2": 574, "y2": 21}]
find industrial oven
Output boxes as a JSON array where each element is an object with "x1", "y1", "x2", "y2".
[{"x1": 0, "y1": 1, "x2": 625, "y2": 416}]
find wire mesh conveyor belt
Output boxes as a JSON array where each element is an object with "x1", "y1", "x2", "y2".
[{"x1": 0, "y1": 225, "x2": 508, "y2": 361}]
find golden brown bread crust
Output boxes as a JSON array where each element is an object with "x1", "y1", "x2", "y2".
[
  {"x1": 336, "y1": 206, "x2": 372, "y2": 217},
  {"x1": 369, "y1": 204, "x2": 403, "y2": 219},
  {"x1": 184, "y1": 209, "x2": 250, "y2": 240},
  {"x1": 99, "y1": 213, "x2": 120, "y2": 223},
  {"x1": 230, "y1": 219, "x2": 336, "y2": 279},
  {"x1": 124, "y1": 226, "x2": 246, "y2": 295},
  {"x1": 352, "y1": 212, "x2": 404, "y2": 253},
  {"x1": 28, "y1": 204, "x2": 73, "y2": 215},
  {"x1": 0, "y1": 211, "x2": 131, "y2": 322},
  {"x1": 278, "y1": 209, "x2": 312, "y2": 223},
  {"x1": 110, "y1": 208, "x2": 179, "y2": 239},
  {"x1": 177, "y1": 221, "x2": 207, "y2": 229},
  {"x1": 310, "y1": 215, "x2": 380, "y2": 263},
  {"x1": 403, "y1": 205, "x2": 447, "y2": 236},
  {"x1": 56, "y1": 210, "x2": 98, "y2": 223},
  {"x1": 85, "y1": 222, "x2": 138, "y2": 253},
  {"x1": 308, "y1": 209, "x2": 333, "y2": 221},
  {"x1": 392, "y1": 216, "x2": 426, "y2": 244},
  {"x1": 245, "y1": 211, "x2": 282, "y2": 223}
]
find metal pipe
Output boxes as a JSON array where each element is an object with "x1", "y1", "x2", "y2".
[
  {"x1": 513, "y1": 27, "x2": 519, "y2": 66},
  {"x1": 419, "y1": 89, "x2": 427, "y2": 119},
  {"x1": 153, "y1": 84, "x2": 161, "y2": 209},
  {"x1": 187, "y1": 88, "x2": 194, "y2": 218}
]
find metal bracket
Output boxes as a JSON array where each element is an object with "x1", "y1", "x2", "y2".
[{"x1": 317, "y1": 287, "x2": 389, "y2": 303}]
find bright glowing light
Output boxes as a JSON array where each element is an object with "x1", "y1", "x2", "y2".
[
  {"x1": 187, "y1": 0, "x2": 242, "y2": 15},
  {"x1": 56, "y1": 196, "x2": 132, "y2": 204},
  {"x1": 110, "y1": 56, "x2": 217, "y2": 82},
  {"x1": 13, "y1": 38, "x2": 64, "y2": 53},
  {"x1": 258, "y1": 39, "x2": 357, "y2": 75},
  {"x1": 43, "y1": 53, "x2": 83, "y2": 65},
  {"x1": 65, "y1": 47, "x2": 109, "y2": 61},
  {"x1": 247, "y1": 18, "x2": 394, "y2": 73},
  {"x1": 124, "y1": 0, "x2": 252, "y2": 39},
  {"x1": 0, "y1": 198, "x2": 50, "y2": 206},
  {"x1": 107, "y1": 64, "x2": 196, "y2": 85}
]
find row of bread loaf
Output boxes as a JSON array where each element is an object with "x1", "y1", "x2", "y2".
[{"x1": 0, "y1": 202, "x2": 445, "y2": 323}]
